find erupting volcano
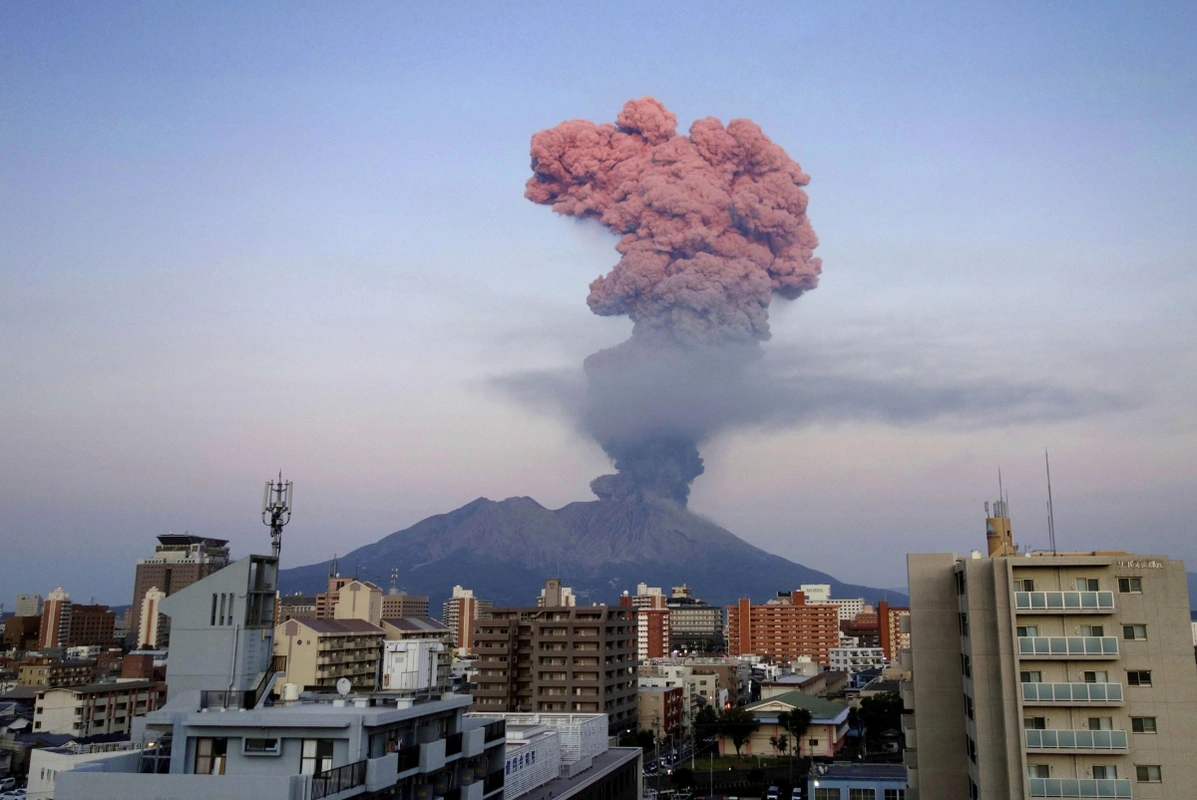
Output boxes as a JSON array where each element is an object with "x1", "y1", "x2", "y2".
[{"x1": 525, "y1": 97, "x2": 822, "y2": 505}]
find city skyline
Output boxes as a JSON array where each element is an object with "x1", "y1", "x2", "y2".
[{"x1": 3, "y1": 2, "x2": 1197, "y2": 604}]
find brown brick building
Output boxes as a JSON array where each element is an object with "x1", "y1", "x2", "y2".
[
  {"x1": 726, "y1": 590, "x2": 840, "y2": 667},
  {"x1": 66, "y1": 604, "x2": 116, "y2": 647},
  {"x1": 3, "y1": 615, "x2": 41, "y2": 651},
  {"x1": 130, "y1": 534, "x2": 230, "y2": 644},
  {"x1": 470, "y1": 588, "x2": 638, "y2": 734}
]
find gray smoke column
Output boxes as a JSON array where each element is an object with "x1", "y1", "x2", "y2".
[{"x1": 526, "y1": 97, "x2": 822, "y2": 505}]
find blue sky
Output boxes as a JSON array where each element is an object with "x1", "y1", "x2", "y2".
[{"x1": 3, "y1": 2, "x2": 1196, "y2": 604}]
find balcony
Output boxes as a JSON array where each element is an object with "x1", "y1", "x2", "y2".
[
  {"x1": 312, "y1": 759, "x2": 367, "y2": 800},
  {"x1": 1018, "y1": 636, "x2": 1118, "y2": 659},
  {"x1": 1015, "y1": 591, "x2": 1115, "y2": 614},
  {"x1": 1025, "y1": 728, "x2": 1128, "y2": 752},
  {"x1": 1022, "y1": 682, "x2": 1123, "y2": 705},
  {"x1": 1028, "y1": 778, "x2": 1132, "y2": 798}
]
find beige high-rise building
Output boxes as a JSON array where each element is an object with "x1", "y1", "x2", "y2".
[
  {"x1": 138, "y1": 587, "x2": 166, "y2": 648},
  {"x1": 903, "y1": 499, "x2": 1197, "y2": 799},
  {"x1": 333, "y1": 579, "x2": 382, "y2": 625},
  {"x1": 442, "y1": 585, "x2": 490, "y2": 653},
  {"x1": 39, "y1": 587, "x2": 71, "y2": 649}
]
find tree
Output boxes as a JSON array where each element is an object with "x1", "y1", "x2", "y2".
[
  {"x1": 671, "y1": 767, "x2": 695, "y2": 790},
  {"x1": 778, "y1": 708, "x2": 812, "y2": 757},
  {"x1": 695, "y1": 705, "x2": 719, "y2": 741},
  {"x1": 718, "y1": 706, "x2": 760, "y2": 759},
  {"x1": 859, "y1": 692, "x2": 903, "y2": 744}
]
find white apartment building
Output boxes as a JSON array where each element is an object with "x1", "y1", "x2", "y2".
[
  {"x1": 829, "y1": 647, "x2": 887, "y2": 674},
  {"x1": 903, "y1": 503, "x2": 1197, "y2": 799},
  {"x1": 800, "y1": 583, "x2": 867, "y2": 621}
]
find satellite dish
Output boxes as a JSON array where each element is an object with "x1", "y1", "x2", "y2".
[{"x1": 336, "y1": 678, "x2": 352, "y2": 697}]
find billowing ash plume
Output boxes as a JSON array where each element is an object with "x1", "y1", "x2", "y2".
[{"x1": 526, "y1": 98, "x2": 821, "y2": 505}]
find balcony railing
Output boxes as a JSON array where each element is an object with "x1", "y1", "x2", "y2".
[
  {"x1": 1029, "y1": 778, "x2": 1132, "y2": 798},
  {"x1": 397, "y1": 746, "x2": 420, "y2": 772},
  {"x1": 1022, "y1": 682, "x2": 1123, "y2": 704},
  {"x1": 483, "y1": 720, "x2": 506, "y2": 742},
  {"x1": 1015, "y1": 591, "x2": 1115, "y2": 613},
  {"x1": 483, "y1": 769, "x2": 505, "y2": 795},
  {"x1": 1025, "y1": 729, "x2": 1128, "y2": 751},
  {"x1": 1018, "y1": 636, "x2": 1118, "y2": 658},
  {"x1": 445, "y1": 732, "x2": 463, "y2": 756},
  {"x1": 312, "y1": 759, "x2": 367, "y2": 800}
]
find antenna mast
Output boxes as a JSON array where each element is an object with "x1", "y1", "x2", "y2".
[
  {"x1": 1045, "y1": 450, "x2": 1057, "y2": 554},
  {"x1": 261, "y1": 471, "x2": 293, "y2": 560}
]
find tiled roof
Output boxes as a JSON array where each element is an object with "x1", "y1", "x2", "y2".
[
  {"x1": 382, "y1": 617, "x2": 449, "y2": 633},
  {"x1": 743, "y1": 690, "x2": 847, "y2": 721},
  {"x1": 292, "y1": 618, "x2": 385, "y2": 635}
]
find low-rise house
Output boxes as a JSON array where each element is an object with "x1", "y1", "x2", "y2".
[
  {"x1": 720, "y1": 691, "x2": 849, "y2": 760},
  {"x1": 807, "y1": 763, "x2": 907, "y2": 800}
]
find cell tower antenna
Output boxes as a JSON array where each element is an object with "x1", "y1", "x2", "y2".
[
  {"x1": 1045, "y1": 449, "x2": 1057, "y2": 554},
  {"x1": 390, "y1": 567, "x2": 399, "y2": 594},
  {"x1": 261, "y1": 471, "x2": 293, "y2": 560}
]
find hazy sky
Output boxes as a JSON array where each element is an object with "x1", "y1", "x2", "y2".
[{"x1": 3, "y1": 2, "x2": 1196, "y2": 606}]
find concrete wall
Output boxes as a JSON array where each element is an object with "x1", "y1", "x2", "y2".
[{"x1": 56, "y1": 770, "x2": 306, "y2": 800}]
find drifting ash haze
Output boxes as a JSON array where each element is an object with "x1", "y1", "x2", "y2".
[{"x1": 525, "y1": 97, "x2": 821, "y2": 506}]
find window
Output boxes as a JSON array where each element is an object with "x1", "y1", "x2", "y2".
[
  {"x1": 244, "y1": 737, "x2": 280, "y2": 754},
  {"x1": 961, "y1": 655, "x2": 972, "y2": 678},
  {"x1": 1127, "y1": 670, "x2": 1152, "y2": 686},
  {"x1": 1020, "y1": 670, "x2": 1042, "y2": 683},
  {"x1": 1131, "y1": 717, "x2": 1157, "y2": 733},
  {"x1": 809, "y1": 738, "x2": 819, "y2": 748},
  {"x1": 1118, "y1": 577, "x2": 1142, "y2": 593},
  {"x1": 1122, "y1": 624, "x2": 1147, "y2": 640},
  {"x1": 955, "y1": 570, "x2": 966, "y2": 595},
  {"x1": 966, "y1": 735, "x2": 977, "y2": 763},
  {"x1": 210, "y1": 594, "x2": 218, "y2": 626},
  {"x1": 194, "y1": 737, "x2": 228, "y2": 775},
  {"x1": 1082, "y1": 670, "x2": 1108, "y2": 683},
  {"x1": 1023, "y1": 717, "x2": 1046, "y2": 730},
  {"x1": 1136, "y1": 765, "x2": 1162, "y2": 782},
  {"x1": 814, "y1": 790, "x2": 839, "y2": 800},
  {"x1": 849, "y1": 790, "x2": 876, "y2": 800},
  {"x1": 1017, "y1": 625, "x2": 1039, "y2": 637},
  {"x1": 1087, "y1": 717, "x2": 1112, "y2": 731},
  {"x1": 1079, "y1": 625, "x2": 1104, "y2": 637},
  {"x1": 1028, "y1": 765, "x2": 1050, "y2": 778},
  {"x1": 1092, "y1": 766, "x2": 1118, "y2": 779},
  {"x1": 1076, "y1": 578, "x2": 1099, "y2": 591},
  {"x1": 301, "y1": 739, "x2": 334, "y2": 775},
  {"x1": 958, "y1": 612, "x2": 969, "y2": 637},
  {"x1": 964, "y1": 694, "x2": 974, "y2": 720},
  {"x1": 884, "y1": 791, "x2": 905, "y2": 800},
  {"x1": 1013, "y1": 578, "x2": 1035, "y2": 591},
  {"x1": 968, "y1": 779, "x2": 979, "y2": 800}
]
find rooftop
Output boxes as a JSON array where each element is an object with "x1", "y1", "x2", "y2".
[
  {"x1": 37, "y1": 680, "x2": 162, "y2": 696},
  {"x1": 156, "y1": 533, "x2": 229, "y2": 547},
  {"x1": 286, "y1": 618, "x2": 385, "y2": 634},
  {"x1": 382, "y1": 617, "x2": 450, "y2": 633},
  {"x1": 149, "y1": 692, "x2": 473, "y2": 730},
  {"x1": 743, "y1": 691, "x2": 848, "y2": 722},
  {"x1": 812, "y1": 764, "x2": 906, "y2": 781}
]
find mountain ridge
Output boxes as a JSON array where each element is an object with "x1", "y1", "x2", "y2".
[{"x1": 278, "y1": 495, "x2": 908, "y2": 612}]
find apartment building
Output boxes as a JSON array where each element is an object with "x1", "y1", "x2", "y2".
[
  {"x1": 334, "y1": 579, "x2": 383, "y2": 624},
  {"x1": 443, "y1": 585, "x2": 492, "y2": 654},
  {"x1": 903, "y1": 501, "x2": 1197, "y2": 800},
  {"x1": 471, "y1": 587, "x2": 638, "y2": 734},
  {"x1": 3, "y1": 615, "x2": 41, "y2": 651},
  {"x1": 726, "y1": 591, "x2": 840, "y2": 667},
  {"x1": 637, "y1": 608, "x2": 671, "y2": 660},
  {"x1": 17, "y1": 658, "x2": 94, "y2": 688},
  {"x1": 878, "y1": 600, "x2": 910, "y2": 662},
  {"x1": 382, "y1": 591, "x2": 429, "y2": 619},
  {"x1": 278, "y1": 593, "x2": 317, "y2": 621},
  {"x1": 274, "y1": 617, "x2": 385, "y2": 692},
  {"x1": 14, "y1": 594, "x2": 42, "y2": 617},
  {"x1": 666, "y1": 595, "x2": 724, "y2": 653},
  {"x1": 637, "y1": 686, "x2": 684, "y2": 739},
  {"x1": 130, "y1": 534, "x2": 231, "y2": 645},
  {"x1": 39, "y1": 588, "x2": 71, "y2": 650},
  {"x1": 33, "y1": 679, "x2": 167, "y2": 736},
  {"x1": 828, "y1": 647, "x2": 887, "y2": 674},
  {"x1": 800, "y1": 583, "x2": 869, "y2": 622},
  {"x1": 66, "y1": 604, "x2": 116, "y2": 647}
]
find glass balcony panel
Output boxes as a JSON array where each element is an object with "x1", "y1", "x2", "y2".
[{"x1": 1048, "y1": 593, "x2": 1065, "y2": 609}]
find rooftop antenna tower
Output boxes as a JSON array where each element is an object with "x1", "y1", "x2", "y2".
[
  {"x1": 329, "y1": 552, "x2": 339, "y2": 579},
  {"x1": 261, "y1": 471, "x2": 293, "y2": 560},
  {"x1": 1045, "y1": 449, "x2": 1058, "y2": 554},
  {"x1": 390, "y1": 567, "x2": 399, "y2": 595}
]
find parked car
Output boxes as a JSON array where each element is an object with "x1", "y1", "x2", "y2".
[
  {"x1": 765, "y1": 786, "x2": 780, "y2": 800},
  {"x1": 0, "y1": 778, "x2": 16, "y2": 792},
  {"x1": 791, "y1": 788, "x2": 802, "y2": 800}
]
